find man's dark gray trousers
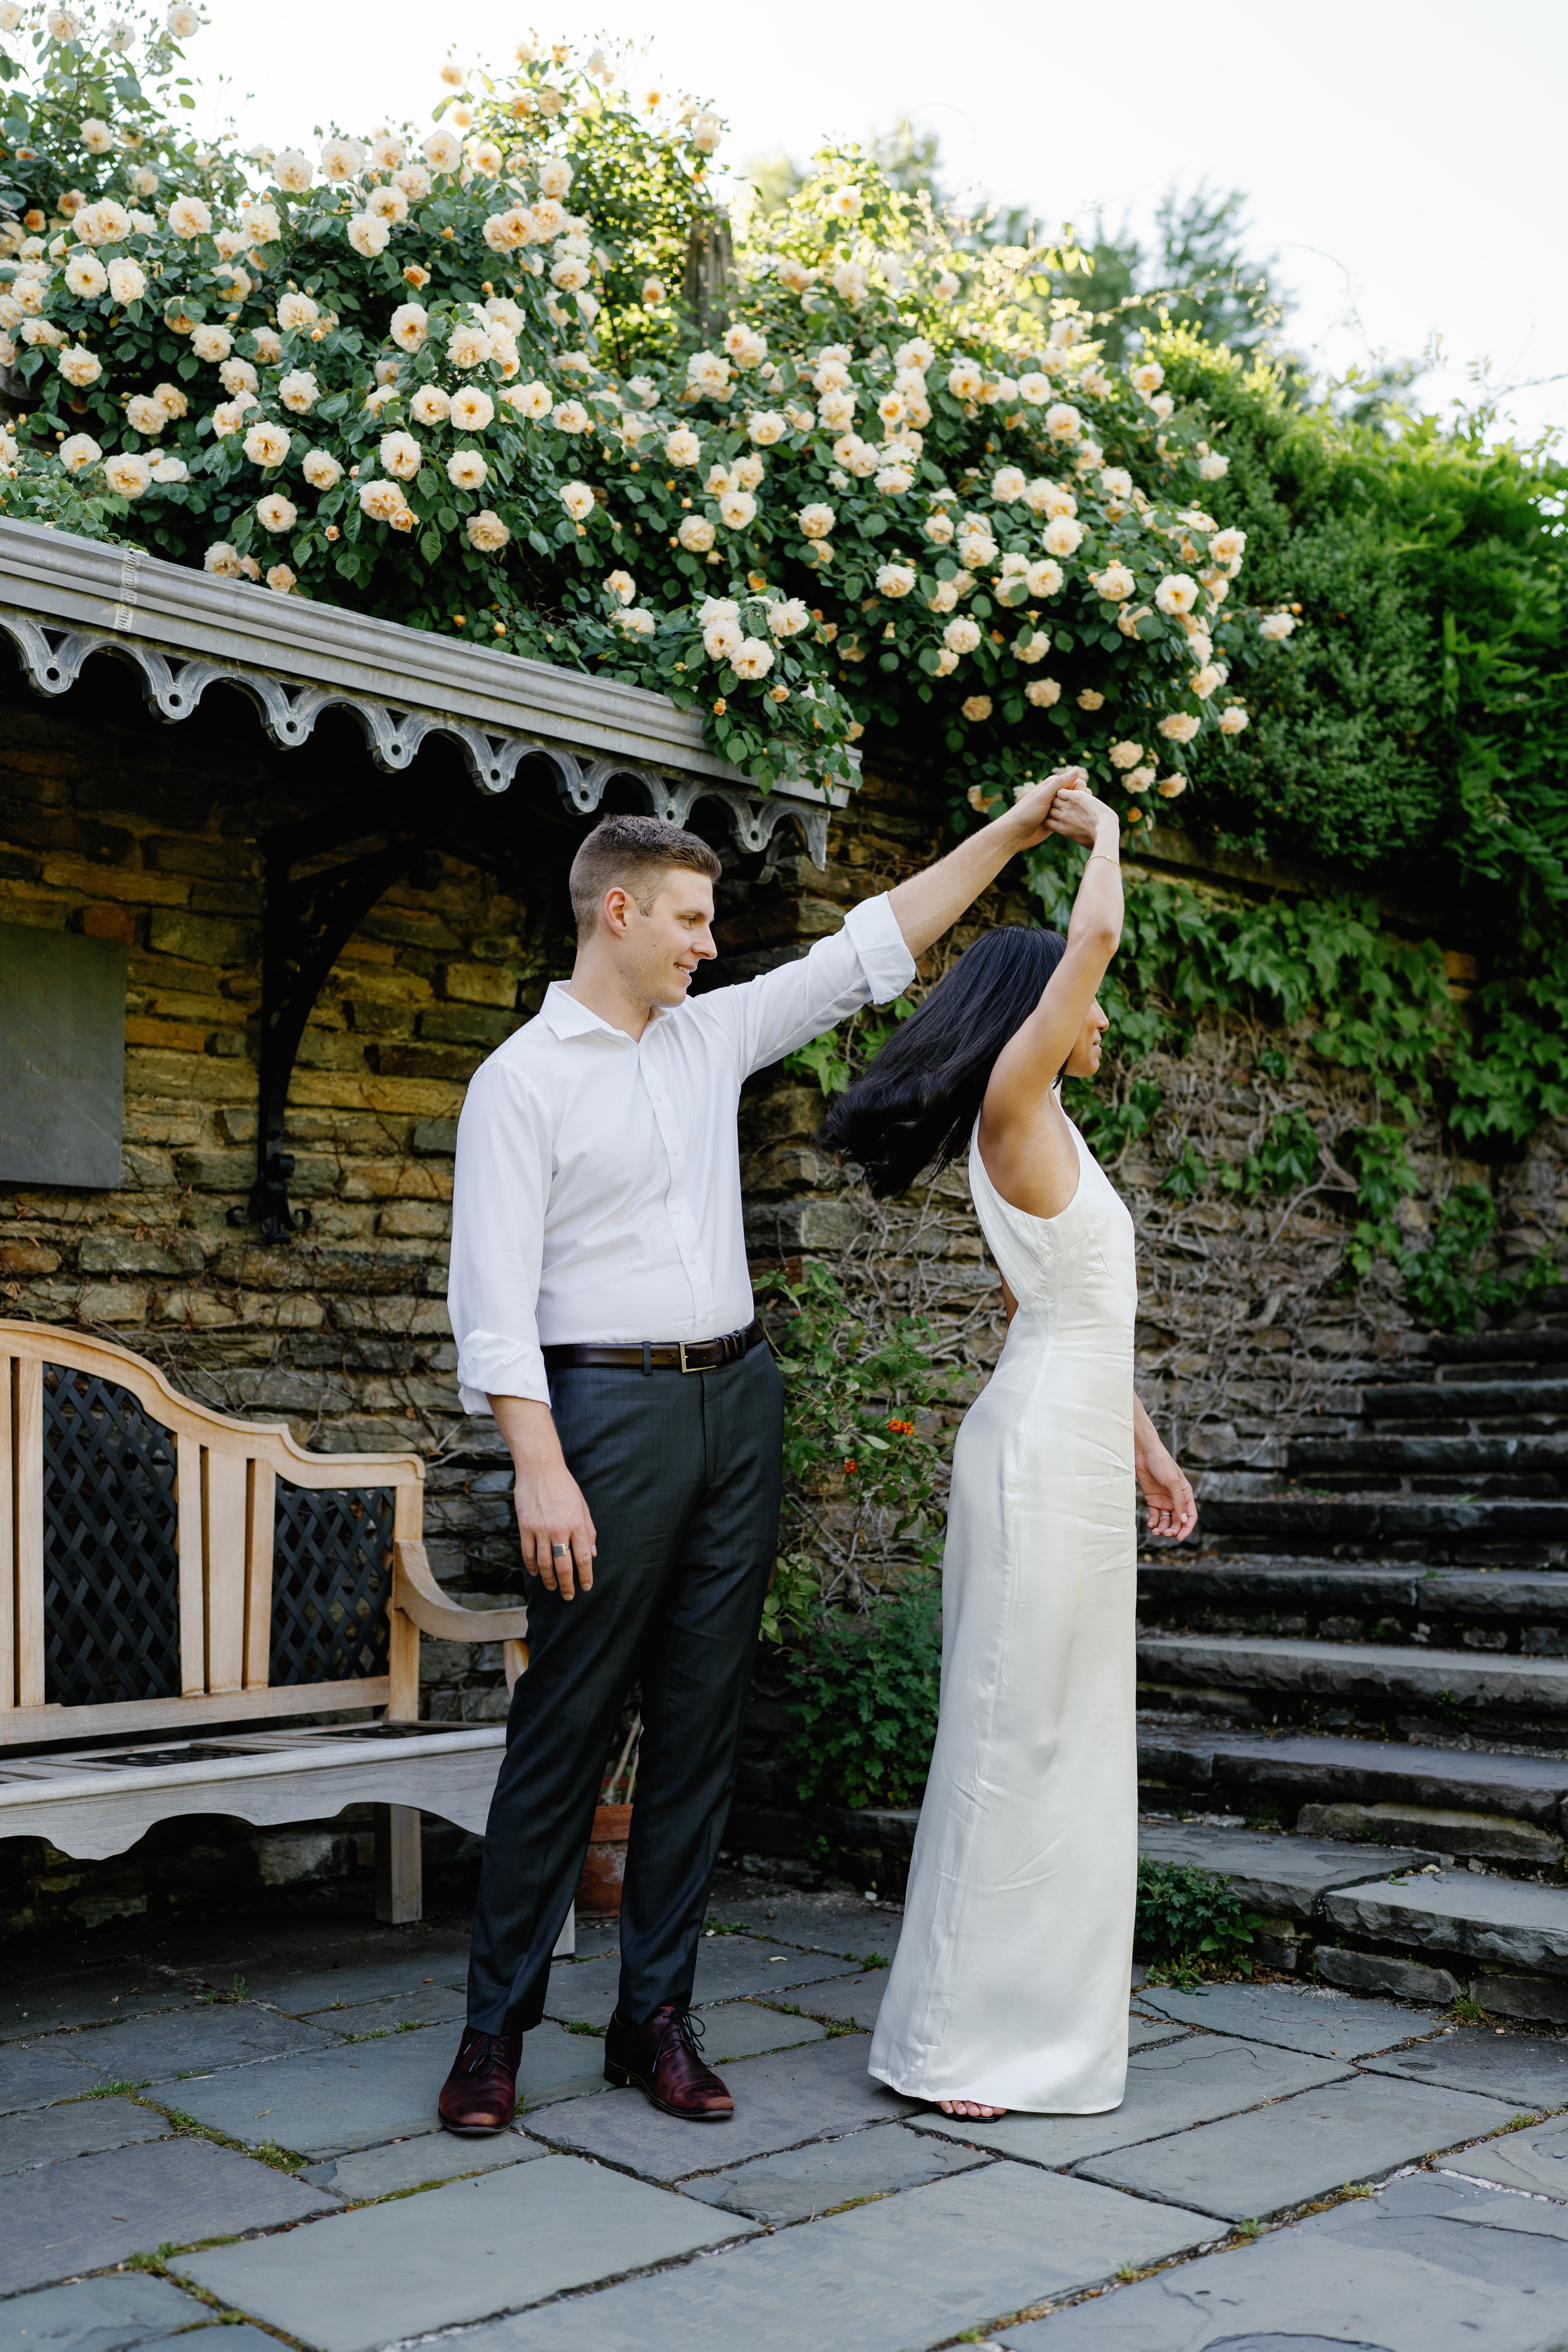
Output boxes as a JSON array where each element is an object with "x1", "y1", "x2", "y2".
[{"x1": 465, "y1": 1343, "x2": 784, "y2": 2036}]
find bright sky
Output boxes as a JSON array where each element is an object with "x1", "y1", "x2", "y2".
[{"x1": 188, "y1": 0, "x2": 1567, "y2": 446}]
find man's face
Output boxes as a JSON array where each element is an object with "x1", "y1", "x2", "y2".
[{"x1": 609, "y1": 868, "x2": 717, "y2": 1008}]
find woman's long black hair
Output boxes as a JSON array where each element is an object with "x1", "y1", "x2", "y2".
[{"x1": 818, "y1": 925, "x2": 1067, "y2": 1198}]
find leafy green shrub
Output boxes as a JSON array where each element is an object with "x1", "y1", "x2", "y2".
[
  {"x1": 780, "y1": 1577, "x2": 941, "y2": 1812},
  {"x1": 1135, "y1": 1858, "x2": 1263, "y2": 1986}
]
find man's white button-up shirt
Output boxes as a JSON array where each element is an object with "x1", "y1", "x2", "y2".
[{"x1": 448, "y1": 891, "x2": 915, "y2": 1411}]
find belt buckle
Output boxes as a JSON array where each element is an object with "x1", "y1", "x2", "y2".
[{"x1": 677, "y1": 1341, "x2": 702, "y2": 1374}]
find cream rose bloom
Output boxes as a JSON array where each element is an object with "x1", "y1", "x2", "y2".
[
  {"x1": 664, "y1": 427, "x2": 701, "y2": 464},
  {"x1": 347, "y1": 213, "x2": 391, "y2": 259},
  {"x1": 218, "y1": 359, "x2": 259, "y2": 399},
  {"x1": 748, "y1": 409, "x2": 786, "y2": 446},
  {"x1": 278, "y1": 369, "x2": 319, "y2": 414},
  {"x1": 1042, "y1": 516, "x2": 1083, "y2": 558},
  {"x1": 1217, "y1": 705, "x2": 1250, "y2": 734},
  {"x1": 276, "y1": 291, "x2": 320, "y2": 333},
  {"x1": 58, "y1": 432, "x2": 102, "y2": 472},
  {"x1": 1118, "y1": 604, "x2": 1152, "y2": 639},
  {"x1": 166, "y1": 194, "x2": 212, "y2": 239},
  {"x1": 1259, "y1": 612, "x2": 1296, "y2": 641},
  {"x1": 556, "y1": 481, "x2": 593, "y2": 522},
  {"x1": 539, "y1": 157, "x2": 573, "y2": 198},
  {"x1": 151, "y1": 455, "x2": 188, "y2": 483},
  {"x1": 1044, "y1": 403, "x2": 1082, "y2": 442},
  {"x1": 678, "y1": 514, "x2": 716, "y2": 551},
  {"x1": 204, "y1": 541, "x2": 243, "y2": 577},
  {"x1": 1158, "y1": 712, "x2": 1201, "y2": 743},
  {"x1": 423, "y1": 127, "x2": 463, "y2": 174},
  {"x1": 957, "y1": 518, "x2": 998, "y2": 567},
  {"x1": 251, "y1": 327, "x2": 283, "y2": 365},
  {"x1": 1094, "y1": 563, "x2": 1136, "y2": 603},
  {"x1": 876, "y1": 563, "x2": 915, "y2": 598},
  {"x1": 943, "y1": 616, "x2": 981, "y2": 655},
  {"x1": 775, "y1": 256, "x2": 815, "y2": 295},
  {"x1": 125, "y1": 394, "x2": 167, "y2": 436},
  {"x1": 58, "y1": 346, "x2": 102, "y2": 387},
  {"x1": 732, "y1": 453, "x2": 764, "y2": 491},
  {"x1": 1130, "y1": 361, "x2": 1165, "y2": 396},
  {"x1": 274, "y1": 149, "x2": 313, "y2": 191},
  {"x1": 961, "y1": 695, "x2": 992, "y2": 722},
  {"x1": 617, "y1": 607, "x2": 656, "y2": 635},
  {"x1": 1025, "y1": 677, "x2": 1062, "y2": 708},
  {"x1": 702, "y1": 614, "x2": 743, "y2": 661},
  {"x1": 445, "y1": 321, "x2": 492, "y2": 370},
  {"x1": 358, "y1": 478, "x2": 409, "y2": 523},
  {"x1": 445, "y1": 449, "x2": 487, "y2": 490},
  {"x1": 817, "y1": 387, "x2": 856, "y2": 431},
  {"x1": 64, "y1": 253, "x2": 108, "y2": 298},
  {"x1": 1156, "y1": 574, "x2": 1199, "y2": 616},
  {"x1": 947, "y1": 360, "x2": 984, "y2": 401},
  {"x1": 991, "y1": 466, "x2": 1027, "y2": 503},
  {"x1": 407, "y1": 385, "x2": 448, "y2": 426},
  {"x1": 107, "y1": 258, "x2": 147, "y2": 305},
  {"x1": 444, "y1": 388, "x2": 492, "y2": 434},
  {"x1": 722, "y1": 322, "x2": 767, "y2": 369},
  {"x1": 508, "y1": 381, "x2": 550, "y2": 420},
  {"x1": 1209, "y1": 526, "x2": 1247, "y2": 565},
  {"x1": 256, "y1": 491, "x2": 297, "y2": 533},
  {"x1": 243, "y1": 202, "x2": 281, "y2": 245},
  {"x1": 927, "y1": 580, "x2": 959, "y2": 615},
  {"x1": 1014, "y1": 630, "x2": 1050, "y2": 664},
  {"x1": 686, "y1": 349, "x2": 733, "y2": 399},
  {"x1": 1191, "y1": 664, "x2": 1222, "y2": 700},
  {"x1": 379, "y1": 430, "x2": 422, "y2": 479},
  {"x1": 798, "y1": 503, "x2": 835, "y2": 540},
  {"x1": 717, "y1": 488, "x2": 755, "y2": 530},
  {"x1": 768, "y1": 599, "x2": 811, "y2": 637},
  {"x1": 1018, "y1": 374, "x2": 1051, "y2": 404},
  {"x1": 924, "y1": 510, "x2": 955, "y2": 545},
  {"x1": 1156, "y1": 775, "x2": 1187, "y2": 798},
  {"x1": 1109, "y1": 740, "x2": 1145, "y2": 770},
  {"x1": 389, "y1": 303, "x2": 428, "y2": 352},
  {"x1": 191, "y1": 323, "x2": 232, "y2": 364},
  {"x1": 731, "y1": 637, "x2": 773, "y2": 679},
  {"x1": 1198, "y1": 452, "x2": 1230, "y2": 481},
  {"x1": 103, "y1": 451, "x2": 152, "y2": 499},
  {"x1": 155, "y1": 382, "x2": 188, "y2": 419},
  {"x1": 876, "y1": 458, "x2": 916, "y2": 494},
  {"x1": 467, "y1": 510, "x2": 511, "y2": 553},
  {"x1": 243, "y1": 419, "x2": 291, "y2": 468},
  {"x1": 302, "y1": 449, "x2": 343, "y2": 489}
]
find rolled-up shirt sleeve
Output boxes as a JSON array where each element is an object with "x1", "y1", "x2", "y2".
[
  {"x1": 449, "y1": 1059, "x2": 553, "y2": 1413},
  {"x1": 714, "y1": 891, "x2": 916, "y2": 1078}
]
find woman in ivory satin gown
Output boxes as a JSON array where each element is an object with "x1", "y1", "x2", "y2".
[{"x1": 820, "y1": 771, "x2": 1197, "y2": 2121}]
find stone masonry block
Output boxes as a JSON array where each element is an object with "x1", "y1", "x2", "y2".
[
  {"x1": 147, "y1": 909, "x2": 254, "y2": 965},
  {"x1": 1314, "y1": 1947, "x2": 1461, "y2": 2005},
  {"x1": 444, "y1": 960, "x2": 520, "y2": 1007}
]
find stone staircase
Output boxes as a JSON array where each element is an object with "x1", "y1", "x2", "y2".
[{"x1": 1138, "y1": 1309, "x2": 1568, "y2": 2020}]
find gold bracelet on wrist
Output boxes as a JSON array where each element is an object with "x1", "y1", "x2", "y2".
[{"x1": 1089, "y1": 853, "x2": 1121, "y2": 867}]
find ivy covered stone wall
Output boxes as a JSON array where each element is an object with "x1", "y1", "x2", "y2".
[{"x1": 2, "y1": 646, "x2": 1564, "y2": 1933}]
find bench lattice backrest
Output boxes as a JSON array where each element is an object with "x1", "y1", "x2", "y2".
[{"x1": 2, "y1": 1322, "x2": 423, "y2": 1744}]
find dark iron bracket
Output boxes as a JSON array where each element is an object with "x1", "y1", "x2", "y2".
[{"x1": 229, "y1": 817, "x2": 442, "y2": 1245}]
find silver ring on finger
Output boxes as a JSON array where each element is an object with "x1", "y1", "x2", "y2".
[{"x1": 551, "y1": 1542, "x2": 569, "y2": 1559}]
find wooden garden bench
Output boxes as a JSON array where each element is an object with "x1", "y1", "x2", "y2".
[{"x1": 0, "y1": 1320, "x2": 534, "y2": 1927}]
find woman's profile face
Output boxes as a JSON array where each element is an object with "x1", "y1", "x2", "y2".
[{"x1": 1063, "y1": 996, "x2": 1109, "y2": 1080}]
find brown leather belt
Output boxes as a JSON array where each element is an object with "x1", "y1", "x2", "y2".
[{"x1": 543, "y1": 1319, "x2": 767, "y2": 1376}]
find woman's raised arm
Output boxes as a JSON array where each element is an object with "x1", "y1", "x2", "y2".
[{"x1": 980, "y1": 780, "x2": 1123, "y2": 1126}]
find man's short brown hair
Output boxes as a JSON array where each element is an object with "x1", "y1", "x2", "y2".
[{"x1": 568, "y1": 813, "x2": 722, "y2": 939}]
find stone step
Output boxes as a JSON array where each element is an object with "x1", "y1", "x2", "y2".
[
  {"x1": 1360, "y1": 1377, "x2": 1568, "y2": 1424},
  {"x1": 1137, "y1": 1560, "x2": 1568, "y2": 1653},
  {"x1": 1287, "y1": 1433, "x2": 1568, "y2": 1484},
  {"x1": 1137, "y1": 1725, "x2": 1568, "y2": 1864},
  {"x1": 1430, "y1": 1328, "x2": 1568, "y2": 1368},
  {"x1": 1138, "y1": 1818, "x2": 1568, "y2": 2019},
  {"x1": 1197, "y1": 1492, "x2": 1568, "y2": 1561},
  {"x1": 1137, "y1": 1630, "x2": 1568, "y2": 1738}
]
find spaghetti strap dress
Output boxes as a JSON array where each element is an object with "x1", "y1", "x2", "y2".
[{"x1": 868, "y1": 1104, "x2": 1139, "y2": 2112}]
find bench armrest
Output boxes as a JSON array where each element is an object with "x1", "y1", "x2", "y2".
[{"x1": 393, "y1": 1541, "x2": 530, "y2": 1643}]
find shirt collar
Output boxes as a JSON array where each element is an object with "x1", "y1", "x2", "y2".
[{"x1": 541, "y1": 979, "x2": 673, "y2": 1046}]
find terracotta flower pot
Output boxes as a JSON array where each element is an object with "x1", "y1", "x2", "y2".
[{"x1": 575, "y1": 1802, "x2": 632, "y2": 1915}]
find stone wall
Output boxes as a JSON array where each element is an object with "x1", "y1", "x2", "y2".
[{"x1": 2, "y1": 642, "x2": 1564, "y2": 1933}]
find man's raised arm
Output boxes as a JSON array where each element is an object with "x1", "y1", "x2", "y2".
[{"x1": 885, "y1": 772, "x2": 1078, "y2": 958}]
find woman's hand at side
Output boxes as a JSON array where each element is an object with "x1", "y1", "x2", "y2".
[{"x1": 1133, "y1": 1397, "x2": 1198, "y2": 1543}]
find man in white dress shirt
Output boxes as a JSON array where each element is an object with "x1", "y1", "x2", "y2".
[{"x1": 438, "y1": 786, "x2": 1070, "y2": 2133}]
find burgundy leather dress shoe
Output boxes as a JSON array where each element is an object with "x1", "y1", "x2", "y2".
[
  {"x1": 604, "y1": 2002, "x2": 734, "y2": 2120},
  {"x1": 438, "y1": 2026, "x2": 522, "y2": 2134}
]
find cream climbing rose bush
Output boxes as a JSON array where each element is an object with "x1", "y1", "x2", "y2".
[{"x1": 0, "y1": 10, "x2": 1293, "y2": 813}]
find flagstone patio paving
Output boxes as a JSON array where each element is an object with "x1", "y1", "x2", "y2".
[{"x1": 2, "y1": 1889, "x2": 1567, "y2": 2352}]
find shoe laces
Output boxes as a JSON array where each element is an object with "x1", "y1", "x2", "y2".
[
  {"x1": 653, "y1": 2005, "x2": 708, "y2": 2069},
  {"x1": 461, "y1": 2029, "x2": 510, "y2": 2075}
]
